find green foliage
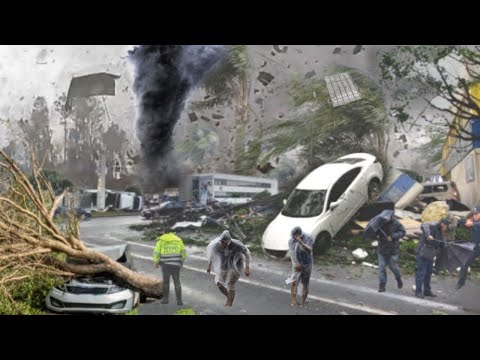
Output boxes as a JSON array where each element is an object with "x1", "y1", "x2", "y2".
[
  {"x1": 176, "y1": 125, "x2": 218, "y2": 167},
  {"x1": 262, "y1": 66, "x2": 388, "y2": 165},
  {"x1": 191, "y1": 45, "x2": 250, "y2": 110},
  {"x1": 175, "y1": 308, "x2": 196, "y2": 315},
  {"x1": 252, "y1": 191, "x2": 272, "y2": 201},
  {"x1": 123, "y1": 308, "x2": 139, "y2": 315},
  {"x1": 0, "y1": 270, "x2": 63, "y2": 315}
]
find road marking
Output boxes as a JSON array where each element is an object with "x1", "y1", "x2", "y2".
[
  {"x1": 131, "y1": 254, "x2": 394, "y2": 315},
  {"x1": 85, "y1": 240, "x2": 463, "y2": 313}
]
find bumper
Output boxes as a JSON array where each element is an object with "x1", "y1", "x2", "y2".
[{"x1": 45, "y1": 287, "x2": 137, "y2": 314}]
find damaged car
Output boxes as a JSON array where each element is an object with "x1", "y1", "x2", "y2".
[
  {"x1": 45, "y1": 244, "x2": 144, "y2": 314},
  {"x1": 141, "y1": 201, "x2": 185, "y2": 219},
  {"x1": 262, "y1": 153, "x2": 383, "y2": 257}
]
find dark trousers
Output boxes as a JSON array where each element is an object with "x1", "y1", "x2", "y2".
[
  {"x1": 457, "y1": 248, "x2": 480, "y2": 287},
  {"x1": 162, "y1": 264, "x2": 182, "y2": 301},
  {"x1": 415, "y1": 255, "x2": 433, "y2": 295}
]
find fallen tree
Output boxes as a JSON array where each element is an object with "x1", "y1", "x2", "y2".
[{"x1": 0, "y1": 149, "x2": 162, "y2": 309}]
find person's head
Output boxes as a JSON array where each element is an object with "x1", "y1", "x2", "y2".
[
  {"x1": 439, "y1": 218, "x2": 450, "y2": 233},
  {"x1": 291, "y1": 226, "x2": 303, "y2": 240},
  {"x1": 220, "y1": 230, "x2": 231, "y2": 248},
  {"x1": 472, "y1": 207, "x2": 480, "y2": 221}
]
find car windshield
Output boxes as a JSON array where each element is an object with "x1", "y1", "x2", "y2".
[{"x1": 282, "y1": 189, "x2": 327, "y2": 218}]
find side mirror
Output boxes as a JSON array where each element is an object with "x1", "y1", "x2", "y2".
[
  {"x1": 330, "y1": 201, "x2": 340, "y2": 210},
  {"x1": 283, "y1": 199, "x2": 287, "y2": 206}
]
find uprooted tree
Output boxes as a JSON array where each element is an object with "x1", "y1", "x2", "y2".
[{"x1": 0, "y1": 149, "x2": 162, "y2": 310}]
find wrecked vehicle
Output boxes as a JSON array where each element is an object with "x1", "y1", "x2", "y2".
[
  {"x1": 45, "y1": 244, "x2": 143, "y2": 314},
  {"x1": 141, "y1": 201, "x2": 185, "y2": 219},
  {"x1": 262, "y1": 153, "x2": 383, "y2": 257}
]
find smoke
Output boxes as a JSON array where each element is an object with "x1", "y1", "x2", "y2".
[{"x1": 129, "y1": 45, "x2": 226, "y2": 190}]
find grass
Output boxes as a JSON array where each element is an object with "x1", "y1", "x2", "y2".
[
  {"x1": 123, "y1": 308, "x2": 139, "y2": 315},
  {"x1": 175, "y1": 308, "x2": 196, "y2": 315},
  {"x1": 92, "y1": 211, "x2": 141, "y2": 218}
]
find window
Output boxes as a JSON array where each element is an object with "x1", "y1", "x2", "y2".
[
  {"x1": 422, "y1": 186, "x2": 433, "y2": 194},
  {"x1": 327, "y1": 168, "x2": 362, "y2": 208},
  {"x1": 282, "y1": 190, "x2": 327, "y2": 218}
]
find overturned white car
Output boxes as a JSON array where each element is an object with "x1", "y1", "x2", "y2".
[
  {"x1": 45, "y1": 244, "x2": 143, "y2": 314},
  {"x1": 262, "y1": 153, "x2": 383, "y2": 257}
]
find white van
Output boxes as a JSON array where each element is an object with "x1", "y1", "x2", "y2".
[{"x1": 261, "y1": 153, "x2": 383, "y2": 257}]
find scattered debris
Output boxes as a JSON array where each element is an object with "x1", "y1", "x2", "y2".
[
  {"x1": 215, "y1": 122, "x2": 220, "y2": 127},
  {"x1": 212, "y1": 113, "x2": 224, "y2": 120},
  {"x1": 188, "y1": 113, "x2": 198, "y2": 122},
  {"x1": 371, "y1": 241, "x2": 378, "y2": 247},
  {"x1": 361, "y1": 262, "x2": 378, "y2": 269},
  {"x1": 296, "y1": 49, "x2": 303, "y2": 54},
  {"x1": 257, "y1": 72, "x2": 275, "y2": 86},
  {"x1": 393, "y1": 151, "x2": 400, "y2": 158},
  {"x1": 273, "y1": 45, "x2": 288, "y2": 53},
  {"x1": 240, "y1": 309, "x2": 247, "y2": 313},
  {"x1": 257, "y1": 162, "x2": 275, "y2": 174},
  {"x1": 200, "y1": 116, "x2": 210, "y2": 122},
  {"x1": 352, "y1": 248, "x2": 368, "y2": 261},
  {"x1": 260, "y1": 62, "x2": 267, "y2": 68},
  {"x1": 353, "y1": 45, "x2": 364, "y2": 55},
  {"x1": 305, "y1": 70, "x2": 316, "y2": 79},
  {"x1": 333, "y1": 46, "x2": 342, "y2": 54}
]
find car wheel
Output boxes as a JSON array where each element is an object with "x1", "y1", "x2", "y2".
[
  {"x1": 368, "y1": 178, "x2": 382, "y2": 201},
  {"x1": 140, "y1": 293, "x2": 147, "y2": 304},
  {"x1": 313, "y1": 232, "x2": 331, "y2": 255}
]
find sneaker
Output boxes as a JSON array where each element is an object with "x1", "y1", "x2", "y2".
[
  {"x1": 161, "y1": 298, "x2": 169, "y2": 304},
  {"x1": 424, "y1": 291, "x2": 437, "y2": 297},
  {"x1": 455, "y1": 283, "x2": 464, "y2": 290},
  {"x1": 415, "y1": 293, "x2": 424, "y2": 299},
  {"x1": 397, "y1": 279, "x2": 403, "y2": 289},
  {"x1": 378, "y1": 284, "x2": 386, "y2": 293},
  {"x1": 177, "y1": 300, "x2": 184, "y2": 306}
]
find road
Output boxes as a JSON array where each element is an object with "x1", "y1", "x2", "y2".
[{"x1": 80, "y1": 216, "x2": 480, "y2": 315}]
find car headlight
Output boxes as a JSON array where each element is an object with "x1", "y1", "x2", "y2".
[{"x1": 106, "y1": 285, "x2": 124, "y2": 294}]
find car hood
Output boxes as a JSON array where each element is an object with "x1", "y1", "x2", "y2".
[
  {"x1": 262, "y1": 213, "x2": 322, "y2": 251},
  {"x1": 91, "y1": 245, "x2": 129, "y2": 262}
]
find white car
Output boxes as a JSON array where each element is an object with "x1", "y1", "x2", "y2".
[{"x1": 261, "y1": 153, "x2": 383, "y2": 258}]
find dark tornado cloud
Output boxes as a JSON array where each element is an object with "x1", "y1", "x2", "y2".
[{"x1": 129, "y1": 45, "x2": 226, "y2": 189}]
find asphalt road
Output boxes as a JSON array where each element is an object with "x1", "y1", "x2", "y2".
[{"x1": 80, "y1": 216, "x2": 480, "y2": 315}]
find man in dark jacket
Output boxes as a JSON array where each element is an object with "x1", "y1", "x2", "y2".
[
  {"x1": 365, "y1": 210, "x2": 406, "y2": 293},
  {"x1": 456, "y1": 207, "x2": 480, "y2": 290},
  {"x1": 415, "y1": 219, "x2": 449, "y2": 298}
]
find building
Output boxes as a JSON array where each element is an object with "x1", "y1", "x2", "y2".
[
  {"x1": 440, "y1": 83, "x2": 480, "y2": 209},
  {"x1": 179, "y1": 173, "x2": 278, "y2": 205}
]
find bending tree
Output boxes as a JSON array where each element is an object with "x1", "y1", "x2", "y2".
[
  {"x1": 380, "y1": 45, "x2": 480, "y2": 141},
  {"x1": 261, "y1": 66, "x2": 390, "y2": 167},
  {"x1": 0, "y1": 149, "x2": 162, "y2": 310}
]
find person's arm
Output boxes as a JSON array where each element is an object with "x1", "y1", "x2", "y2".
[
  {"x1": 392, "y1": 221, "x2": 406, "y2": 240},
  {"x1": 239, "y1": 243, "x2": 251, "y2": 276},
  {"x1": 297, "y1": 235, "x2": 313, "y2": 253},
  {"x1": 421, "y1": 223, "x2": 433, "y2": 241}
]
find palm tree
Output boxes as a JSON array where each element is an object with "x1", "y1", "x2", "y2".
[
  {"x1": 190, "y1": 45, "x2": 254, "y2": 174},
  {"x1": 176, "y1": 125, "x2": 219, "y2": 173},
  {"x1": 261, "y1": 66, "x2": 390, "y2": 168}
]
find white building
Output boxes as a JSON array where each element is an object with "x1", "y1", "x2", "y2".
[{"x1": 179, "y1": 173, "x2": 278, "y2": 205}]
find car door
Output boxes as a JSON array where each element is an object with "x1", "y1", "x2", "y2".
[{"x1": 325, "y1": 168, "x2": 362, "y2": 234}]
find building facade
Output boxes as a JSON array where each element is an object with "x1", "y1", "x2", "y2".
[
  {"x1": 179, "y1": 173, "x2": 278, "y2": 205},
  {"x1": 440, "y1": 83, "x2": 480, "y2": 209}
]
